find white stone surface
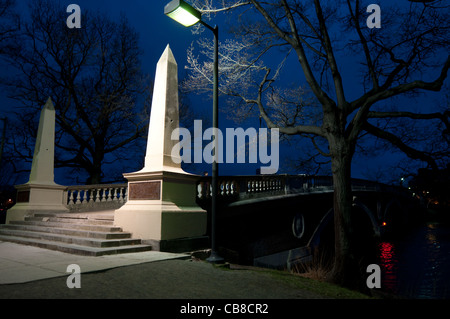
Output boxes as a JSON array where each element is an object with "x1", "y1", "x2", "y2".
[
  {"x1": 29, "y1": 97, "x2": 58, "y2": 185},
  {"x1": 141, "y1": 44, "x2": 184, "y2": 174},
  {"x1": 0, "y1": 241, "x2": 188, "y2": 284}
]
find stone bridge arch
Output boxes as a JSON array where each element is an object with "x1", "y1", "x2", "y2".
[
  {"x1": 307, "y1": 197, "x2": 381, "y2": 254},
  {"x1": 352, "y1": 198, "x2": 381, "y2": 237}
]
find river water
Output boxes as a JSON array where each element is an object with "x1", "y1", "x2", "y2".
[{"x1": 376, "y1": 220, "x2": 450, "y2": 299}]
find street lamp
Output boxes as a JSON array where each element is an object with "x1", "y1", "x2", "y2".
[
  {"x1": 165, "y1": 0, "x2": 223, "y2": 263},
  {"x1": 164, "y1": 0, "x2": 201, "y2": 27}
]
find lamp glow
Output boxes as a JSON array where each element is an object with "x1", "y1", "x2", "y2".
[{"x1": 165, "y1": 0, "x2": 201, "y2": 27}]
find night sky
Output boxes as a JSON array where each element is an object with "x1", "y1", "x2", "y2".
[{"x1": 0, "y1": 0, "x2": 447, "y2": 185}]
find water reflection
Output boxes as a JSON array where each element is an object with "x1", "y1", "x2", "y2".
[
  {"x1": 376, "y1": 222, "x2": 450, "y2": 299},
  {"x1": 417, "y1": 223, "x2": 448, "y2": 299},
  {"x1": 378, "y1": 242, "x2": 398, "y2": 294}
]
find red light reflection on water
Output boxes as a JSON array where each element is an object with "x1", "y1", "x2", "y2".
[{"x1": 378, "y1": 242, "x2": 398, "y2": 293}]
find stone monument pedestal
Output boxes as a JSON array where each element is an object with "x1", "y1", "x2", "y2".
[
  {"x1": 114, "y1": 170, "x2": 207, "y2": 252},
  {"x1": 6, "y1": 183, "x2": 68, "y2": 223}
]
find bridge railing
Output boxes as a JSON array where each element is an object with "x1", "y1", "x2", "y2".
[
  {"x1": 197, "y1": 175, "x2": 289, "y2": 202},
  {"x1": 65, "y1": 184, "x2": 128, "y2": 212},
  {"x1": 196, "y1": 174, "x2": 338, "y2": 202},
  {"x1": 196, "y1": 174, "x2": 411, "y2": 204}
]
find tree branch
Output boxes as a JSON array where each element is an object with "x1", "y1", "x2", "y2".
[
  {"x1": 346, "y1": 0, "x2": 379, "y2": 90},
  {"x1": 363, "y1": 121, "x2": 439, "y2": 170},
  {"x1": 249, "y1": 0, "x2": 335, "y2": 108},
  {"x1": 313, "y1": 0, "x2": 347, "y2": 108},
  {"x1": 347, "y1": 55, "x2": 450, "y2": 142}
]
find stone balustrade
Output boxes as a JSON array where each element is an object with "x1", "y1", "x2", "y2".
[
  {"x1": 196, "y1": 174, "x2": 409, "y2": 205},
  {"x1": 197, "y1": 175, "x2": 288, "y2": 202},
  {"x1": 65, "y1": 184, "x2": 128, "y2": 212},
  {"x1": 61, "y1": 176, "x2": 407, "y2": 213}
]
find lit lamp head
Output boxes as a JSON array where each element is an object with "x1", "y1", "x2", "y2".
[{"x1": 164, "y1": 0, "x2": 202, "y2": 27}]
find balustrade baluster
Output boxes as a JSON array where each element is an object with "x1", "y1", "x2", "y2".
[
  {"x1": 101, "y1": 188, "x2": 107, "y2": 202},
  {"x1": 112, "y1": 188, "x2": 118, "y2": 202},
  {"x1": 197, "y1": 183, "x2": 203, "y2": 199},
  {"x1": 118, "y1": 187, "x2": 123, "y2": 201},
  {"x1": 118, "y1": 188, "x2": 124, "y2": 203},
  {"x1": 81, "y1": 190, "x2": 87, "y2": 204},
  {"x1": 220, "y1": 182, "x2": 224, "y2": 196},
  {"x1": 94, "y1": 189, "x2": 100, "y2": 202},
  {"x1": 107, "y1": 188, "x2": 113, "y2": 201},
  {"x1": 75, "y1": 190, "x2": 81, "y2": 204},
  {"x1": 68, "y1": 190, "x2": 74, "y2": 205}
]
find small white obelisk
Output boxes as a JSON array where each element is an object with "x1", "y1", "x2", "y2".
[
  {"x1": 114, "y1": 45, "x2": 207, "y2": 251},
  {"x1": 6, "y1": 98, "x2": 68, "y2": 223}
]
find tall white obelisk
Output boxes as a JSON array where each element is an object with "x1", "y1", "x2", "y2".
[
  {"x1": 7, "y1": 98, "x2": 68, "y2": 223},
  {"x1": 141, "y1": 44, "x2": 184, "y2": 174},
  {"x1": 114, "y1": 45, "x2": 207, "y2": 251}
]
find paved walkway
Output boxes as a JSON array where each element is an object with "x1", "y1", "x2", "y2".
[{"x1": 0, "y1": 240, "x2": 189, "y2": 285}]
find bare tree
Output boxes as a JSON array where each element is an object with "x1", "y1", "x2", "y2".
[
  {"x1": 0, "y1": 0, "x2": 20, "y2": 55},
  {"x1": 1, "y1": 0, "x2": 151, "y2": 185},
  {"x1": 183, "y1": 0, "x2": 449, "y2": 288}
]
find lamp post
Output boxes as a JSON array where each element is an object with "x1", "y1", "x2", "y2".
[{"x1": 165, "y1": 0, "x2": 224, "y2": 263}]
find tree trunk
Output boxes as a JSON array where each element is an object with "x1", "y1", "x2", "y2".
[
  {"x1": 87, "y1": 170, "x2": 102, "y2": 185},
  {"x1": 327, "y1": 137, "x2": 367, "y2": 290},
  {"x1": 86, "y1": 148, "x2": 104, "y2": 185}
]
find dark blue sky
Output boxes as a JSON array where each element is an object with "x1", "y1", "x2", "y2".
[{"x1": 1, "y1": 0, "x2": 447, "y2": 185}]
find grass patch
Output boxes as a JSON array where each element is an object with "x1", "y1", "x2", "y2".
[
  {"x1": 223, "y1": 263, "x2": 372, "y2": 299},
  {"x1": 264, "y1": 267, "x2": 372, "y2": 299}
]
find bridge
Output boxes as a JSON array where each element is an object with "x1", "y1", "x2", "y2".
[{"x1": 195, "y1": 174, "x2": 421, "y2": 269}]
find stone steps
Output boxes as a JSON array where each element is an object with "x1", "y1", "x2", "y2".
[
  {"x1": 0, "y1": 235, "x2": 152, "y2": 256},
  {"x1": 29, "y1": 213, "x2": 115, "y2": 225},
  {"x1": 0, "y1": 212, "x2": 152, "y2": 256},
  {"x1": 1, "y1": 225, "x2": 132, "y2": 240},
  {"x1": 12, "y1": 220, "x2": 123, "y2": 233}
]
